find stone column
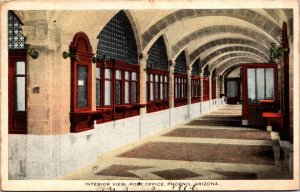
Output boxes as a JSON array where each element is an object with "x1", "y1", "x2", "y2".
[
  {"x1": 169, "y1": 60, "x2": 175, "y2": 108},
  {"x1": 22, "y1": 10, "x2": 65, "y2": 135},
  {"x1": 187, "y1": 66, "x2": 192, "y2": 105},
  {"x1": 216, "y1": 76, "x2": 219, "y2": 99},
  {"x1": 200, "y1": 72, "x2": 203, "y2": 102},
  {"x1": 209, "y1": 73, "x2": 212, "y2": 101},
  {"x1": 139, "y1": 53, "x2": 148, "y2": 115}
]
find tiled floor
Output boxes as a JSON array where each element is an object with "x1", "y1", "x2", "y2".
[{"x1": 61, "y1": 105, "x2": 290, "y2": 180}]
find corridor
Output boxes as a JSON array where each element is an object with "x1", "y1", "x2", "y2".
[{"x1": 62, "y1": 105, "x2": 289, "y2": 180}]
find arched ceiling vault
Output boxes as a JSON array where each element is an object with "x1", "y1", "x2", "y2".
[
  {"x1": 217, "y1": 57, "x2": 263, "y2": 76},
  {"x1": 142, "y1": 9, "x2": 281, "y2": 52},
  {"x1": 209, "y1": 52, "x2": 267, "y2": 72},
  {"x1": 202, "y1": 45, "x2": 269, "y2": 68},
  {"x1": 138, "y1": 9, "x2": 291, "y2": 75},
  {"x1": 189, "y1": 37, "x2": 269, "y2": 64}
]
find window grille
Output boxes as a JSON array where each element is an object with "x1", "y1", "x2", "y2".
[
  {"x1": 8, "y1": 10, "x2": 25, "y2": 50},
  {"x1": 174, "y1": 51, "x2": 187, "y2": 74},
  {"x1": 97, "y1": 11, "x2": 138, "y2": 64},
  {"x1": 147, "y1": 36, "x2": 168, "y2": 70},
  {"x1": 203, "y1": 65, "x2": 209, "y2": 77},
  {"x1": 191, "y1": 59, "x2": 200, "y2": 76}
]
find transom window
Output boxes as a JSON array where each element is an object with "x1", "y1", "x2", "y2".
[
  {"x1": 146, "y1": 36, "x2": 169, "y2": 113},
  {"x1": 174, "y1": 51, "x2": 188, "y2": 107},
  {"x1": 191, "y1": 59, "x2": 200, "y2": 103},
  {"x1": 8, "y1": 11, "x2": 25, "y2": 50},
  {"x1": 97, "y1": 10, "x2": 138, "y2": 64}
]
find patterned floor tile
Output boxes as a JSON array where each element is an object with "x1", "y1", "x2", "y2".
[
  {"x1": 95, "y1": 165, "x2": 152, "y2": 178},
  {"x1": 152, "y1": 168, "x2": 202, "y2": 180},
  {"x1": 118, "y1": 142, "x2": 275, "y2": 165},
  {"x1": 163, "y1": 128, "x2": 271, "y2": 140}
]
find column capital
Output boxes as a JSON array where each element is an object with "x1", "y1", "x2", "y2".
[{"x1": 139, "y1": 52, "x2": 149, "y2": 62}]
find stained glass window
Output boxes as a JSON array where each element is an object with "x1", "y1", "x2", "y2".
[
  {"x1": 97, "y1": 11, "x2": 138, "y2": 64},
  {"x1": 8, "y1": 11, "x2": 25, "y2": 50}
]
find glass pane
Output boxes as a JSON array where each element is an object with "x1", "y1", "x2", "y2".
[
  {"x1": 125, "y1": 81, "x2": 129, "y2": 103},
  {"x1": 16, "y1": 77, "x2": 25, "y2": 111},
  {"x1": 160, "y1": 82, "x2": 163, "y2": 100},
  {"x1": 105, "y1": 68, "x2": 111, "y2": 79},
  {"x1": 125, "y1": 71, "x2": 130, "y2": 80},
  {"x1": 256, "y1": 68, "x2": 265, "y2": 102},
  {"x1": 227, "y1": 81, "x2": 238, "y2": 97},
  {"x1": 116, "y1": 81, "x2": 122, "y2": 104},
  {"x1": 164, "y1": 84, "x2": 168, "y2": 99},
  {"x1": 150, "y1": 74, "x2": 153, "y2": 81},
  {"x1": 132, "y1": 72, "x2": 137, "y2": 81},
  {"x1": 155, "y1": 82, "x2": 159, "y2": 100},
  {"x1": 96, "y1": 80, "x2": 101, "y2": 107},
  {"x1": 175, "y1": 84, "x2": 177, "y2": 98},
  {"x1": 96, "y1": 67, "x2": 101, "y2": 78},
  {"x1": 165, "y1": 76, "x2": 168, "y2": 82},
  {"x1": 77, "y1": 66, "x2": 88, "y2": 108},
  {"x1": 155, "y1": 75, "x2": 159, "y2": 82},
  {"x1": 247, "y1": 69, "x2": 256, "y2": 103},
  {"x1": 160, "y1": 76, "x2": 163, "y2": 82},
  {"x1": 181, "y1": 83, "x2": 184, "y2": 97},
  {"x1": 150, "y1": 82, "x2": 154, "y2": 101},
  {"x1": 16, "y1": 61, "x2": 25, "y2": 75},
  {"x1": 131, "y1": 82, "x2": 137, "y2": 103},
  {"x1": 105, "y1": 80, "x2": 111, "y2": 105},
  {"x1": 266, "y1": 68, "x2": 274, "y2": 99},
  {"x1": 146, "y1": 82, "x2": 149, "y2": 102},
  {"x1": 116, "y1": 70, "x2": 122, "y2": 80}
]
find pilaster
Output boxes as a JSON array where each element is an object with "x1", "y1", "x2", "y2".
[
  {"x1": 139, "y1": 53, "x2": 148, "y2": 115},
  {"x1": 169, "y1": 60, "x2": 175, "y2": 108}
]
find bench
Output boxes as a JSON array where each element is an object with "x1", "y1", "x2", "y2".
[{"x1": 262, "y1": 112, "x2": 284, "y2": 131}]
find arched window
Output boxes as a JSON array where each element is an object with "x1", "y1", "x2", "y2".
[
  {"x1": 97, "y1": 11, "x2": 138, "y2": 64},
  {"x1": 96, "y1": 10, "x2": 142, "y2": 122},
  {"x1": 8, "y1": 11, "x2": 27, "y2": 134},
  {"x1": 146, "y1": 36, "x2": 169, "y2": 113},
  {"x1": 203, "y1": 65, "x2": 209, "y2": 101},
  {"x1": 174, "y1": 51, "x2": 188, "y2": 107},
  {"x1": 191, "y1": 59, "x2": 201, "y2": 103}
]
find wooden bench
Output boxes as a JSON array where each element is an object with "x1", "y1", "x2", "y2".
[{"x1": 262, "y1": 112, "x2": 284, "y2": 131}]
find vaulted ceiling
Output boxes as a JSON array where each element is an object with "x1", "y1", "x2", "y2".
[
  {"x1": 16, "y1": 8, "x2": 293, "y2": 78},
  {"x1": 132, "y1": 9, "x2": 292, "y2": 77}
]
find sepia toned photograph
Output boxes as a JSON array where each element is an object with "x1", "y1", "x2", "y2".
[{"x1": 1, "y1": 0, "x2": 299, "y2": 191}]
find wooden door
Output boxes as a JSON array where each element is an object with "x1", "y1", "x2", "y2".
[
  {"x1": 8, "y1": 50, "x2": 27, "y2": 134},
  {"x1": 226, "y1": 78, "x2": 240, "y2": 104},
  {"x1": 241, "y1": 64, "x2": 278, "y2": 126}
]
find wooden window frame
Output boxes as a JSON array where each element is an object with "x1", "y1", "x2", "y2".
[
  {"x1": 174, "y1": 73, "x2": 188, "y2": 107},
  {"x1": 96, "y1": 59, "x2": 143, "y2": 122},
  {"x1": 203, "y1": 77, "x2": 209, "y2": 101},
  {"x1": 191, "y1": 75, "x2": 200, "y2": 103},
  {"x1": 241, "y1": 63, "x2": 278, "y2": 123},
  {"x1": 8, "y1": 49, "x2": 28, "y2": 134},
  {"x1": 146, "y1": 68, "x2": 169, "y2": 113}
]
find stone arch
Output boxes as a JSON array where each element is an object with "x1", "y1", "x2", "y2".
[
  {"x1": 162, "y1": 33, "x2": 172, "y2": 62},
  {"x1": 175, "y1": 25, "x2": 276, "y2": 60},
  {"x1": 223, "y1": 64, "x2": 242, "y2": 78},
  {"x1": 209, "y1": 52, "x2": 267, "y2": 72},
  {"x1": 142, "y1": 9, "x2": 281, "y2": 50},
  {"x1": 217, "y1": 57, "x2": 262, "y2": 76},
  {"x1": 189, "y1": 37, "x2": 269, "y2": 64},
  {"x1": 201, "y1": 45, "x2": 269, "y2": 69}
]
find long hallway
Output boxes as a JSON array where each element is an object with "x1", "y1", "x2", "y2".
[{"x1": 62, "y1": 105, "x2": 290, "y2": 180}]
